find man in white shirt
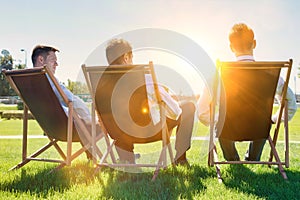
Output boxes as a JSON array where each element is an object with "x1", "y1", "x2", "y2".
[
  {"x1": 104, "y1": 38, "x2": 195, "y2": 165},
  {"x1": 197, "y1": 23, "x2": 297, "y2": 161},
  {"x1": 31, "y1": 45, "x2": 99, "y2": 160}
]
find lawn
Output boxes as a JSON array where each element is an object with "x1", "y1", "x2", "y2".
[{"x1": 0, "y1": 107, "x2": 299, "y2": 199}]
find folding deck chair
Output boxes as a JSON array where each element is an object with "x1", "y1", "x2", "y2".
[
  {"x1": 2, "y1": 66, "x2": 103, "y2": 170},
  {"x1": 208, "y1": 59, "x2": 292, "y2": 182},
  {"x1": 82, "y1": 61, "x2": 174, "y2": 180}
]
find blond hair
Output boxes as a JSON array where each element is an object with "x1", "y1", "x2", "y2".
[{"x1": 229, "y1": 23, "x2": 255, "y2": 52}]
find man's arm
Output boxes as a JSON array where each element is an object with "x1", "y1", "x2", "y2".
[
  {"x1": 197, "y1": 86, "x2": 212, "y2": 126},
  {"x1": 272, "y1": 77, "x2": 297, "y2": 123},
  {"x1": 159, "y1": 86, "x2": 182, "y2": 120}
]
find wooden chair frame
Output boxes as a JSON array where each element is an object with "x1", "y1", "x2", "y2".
[
  {"x1": 82, "y1": 61, "x2": 174, "y2": 180},
  {"x1": 208, "y1": 59, "x2": 292, "y2": 182},
  {"x1": 3, "y1": 66, "x2": 103, "y2": 170}
]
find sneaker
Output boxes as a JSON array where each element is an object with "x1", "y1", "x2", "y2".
[{"x1": 174, "y1": 152, "x2": 190, "y2": 166}]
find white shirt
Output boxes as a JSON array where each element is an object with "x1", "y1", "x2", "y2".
[
  {"x1": 47, "y1": 75, "x2": 92, "y2": 124},
  {"x1": 145, "y1": 74, "x2": 182, "y2": 125}
]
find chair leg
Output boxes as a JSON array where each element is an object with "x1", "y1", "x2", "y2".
[
  {"x1": 152, "y1": 150, "x2": 164, "y2": 181},
  {"x1": 213, "y1": 146, "x2": 223, "y2": 183},
  {"x1": 216, "y1": 165, "x2": 222, "y2": 183},
  {"x1": 151, "y1": 145, "x2": 167, "y2": 181},
  {"x1": 152, "y1": 168, "x2": 160, "y2": 181},
  {"x1": 94, "y1": 140, "x2": 115, "y2": 175},
  {"x1": 268, "y1": 136, "x2": 288, "y2": 180},
  {"x1": 106, "y1": 136, "x2": 116, "y2": 163},
  {"x1": 50, "y1": 163, "x2": 66, "y2": 174},
  {"x1": 167, "y1": 143, "x2": 174, "y2": 165},
  {"x1": 208, "y1": 149, "x2": 214, "y2": 167},
  {"x1": 9, "y1": 140, "x2": 57, "y2": 170},
  {"x1": 284, "y1": 104, "x2": 289, "y2": 168},
  {"x1": 52, "y1": 139, "x2": 67, "y2": 160}
]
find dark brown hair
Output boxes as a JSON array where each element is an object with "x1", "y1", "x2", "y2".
[{"x1": 31, "y1": 45, "x2": 59, "y2": 66}]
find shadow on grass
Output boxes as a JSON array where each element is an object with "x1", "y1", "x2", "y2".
[
  {"x1": 96, "y1": 164, "x2": 216, "y2": 200},
  {"x1": 221, "y1": 164, "x2": 300, "y2": 199},
  {"x1": 1, "y1": 163, "x2": 216, "y2": 199},
  {"x1": 3, "y1": 161, "x2": 300, "y2": 199},
  {"x1": 0, "y1": 162, "x2": 96, "y2": 198}
]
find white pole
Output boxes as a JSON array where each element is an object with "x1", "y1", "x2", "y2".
[{"x1": 20, "y1": 49, "x2": 27, "y2": 68}]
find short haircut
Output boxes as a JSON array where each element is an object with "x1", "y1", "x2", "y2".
[
  {"x1": 106, "y1": 38, "x2": 132, "y2": 65},
  {"x1": 31, "y1": 45, "x2": 59, "y2": 66},
  {"x1": 229, "y1": 23, "x2": 254, "y2": 52}
]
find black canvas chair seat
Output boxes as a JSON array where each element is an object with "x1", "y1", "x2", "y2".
[
  {"x1": 3, "y1": 66, "x2": 103, "y2": 170},
  {"x1": 82, "y1": 62, "x2": 174, "y2": 181},
  {"x1": 208, "y1": 59, "x2": 293, "y2": 182}
]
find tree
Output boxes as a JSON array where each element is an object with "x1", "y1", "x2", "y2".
[
  {"x1": 66, "y1": 79, "x2": 89, "y2": 95},
  {"x1": 0, "y1": 49, "x2": 25, "y2": 96},
  {"x1": 0, "y1": 50, "x2": 13, "y2": 96}
]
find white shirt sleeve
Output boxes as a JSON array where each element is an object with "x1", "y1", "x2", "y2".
[
  {"x1": 47, "y1": 75, "x2": 92, "y2": 124},
  {"x1": 59, "y1": 83, "x2": 92, "y2": 124},
  {"x1": 158, "y1": 85, "x2": 182, "y2": 120},
  {"x1": 197, "y1": 86, "x2": 212, "y2": 126},
  {"x1": 272, "y1": 76, "x2": 297, "y2": 123},
  {"x1": 145, "y1": 74, "x2": 182, "y2": 124}
]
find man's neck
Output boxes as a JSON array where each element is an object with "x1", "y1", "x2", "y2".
[{"x1": 234, "y1": 51, "x2": 253, "y2": 57}]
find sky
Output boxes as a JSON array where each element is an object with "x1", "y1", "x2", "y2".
[{"x1": 1, "y1": 0, "x2": 300, "y2": 95}]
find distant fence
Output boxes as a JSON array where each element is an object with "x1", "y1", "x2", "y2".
[{"x1": 0, "y1": 96, "x2": 22, "y2": 104}]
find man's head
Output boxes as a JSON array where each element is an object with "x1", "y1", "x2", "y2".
[
  {"x1": 106, "y1": 38, "x2": 133, "y2": 65},
  {"x1": 229, "y1": 23, "x2": 256, "y2": 56},
  {"x1": 31, "y1": 45, "x2": 59, "y2": 74}
]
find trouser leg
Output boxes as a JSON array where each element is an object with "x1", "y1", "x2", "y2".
[
  {"x1": 79, "y1": 120, "x2": 102, "y2": 160},
  {"x1": 115, "y1": 140, "x2": 135, "y2": 164},
  {"x1": 173, "y1": 102, "x2": 195, "y2": 160},
  {"x1": 219, "y1": 138, "x2": 240, "y2": 161},
  {"x1": 245, "y1": 139, "x2": 266, "y2": 161}
]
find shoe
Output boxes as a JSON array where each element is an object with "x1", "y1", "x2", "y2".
[
  {"x1": 175, "y1": 158, "x2": 190, "y2": 166},
  {"x1": 174, "y1": 152, "x2": 190, "y2": 166},
  {"x1": 86, "y1": 150, "x2": 93, "y2": 160},
  {"x1": 115, "y1": 146, "x2": 136, "y2": 164}
]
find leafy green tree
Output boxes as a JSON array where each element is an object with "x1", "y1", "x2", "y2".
[
  {"x1": 0, "y1": 49, "x2": 25, "y2": 96},
  {"x1": 0, "y1": 50, "x2": 13, "y2": 96},
  {"x1": 66, "y1": 79, "x2": 89, "y2": 95}
]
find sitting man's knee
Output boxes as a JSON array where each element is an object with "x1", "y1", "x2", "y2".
[{"x1": 181, "y1": 101, "x2": 196, "y2": 113}]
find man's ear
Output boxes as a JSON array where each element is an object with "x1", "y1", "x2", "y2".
[
  {"x1": 230, "y1": 43, "x2": 235, "y2": 53},
  {"x1": 253, "y1": 39, "x2": 256, "y2": 49},
  {"x1": 37, "y1": 55, "x2": 44, "y2": 65},
  {"x1": 123, "y1": 53, "x2": 130, "y2": 63}
]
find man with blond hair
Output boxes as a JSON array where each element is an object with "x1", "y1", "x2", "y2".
[{"x1": 198, "y1": 23, "x2": 297, "y2": 161}]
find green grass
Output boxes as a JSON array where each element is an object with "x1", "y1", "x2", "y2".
[
  {"x1": 1, "y1": 139, "x2": 300, "y2": 199},
  {"x1": 0, "y1": 104, "x2": 17, "y2": 110},
  {"x1": 0, "y1": 108, "x2": 299, "y2": 199}
]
